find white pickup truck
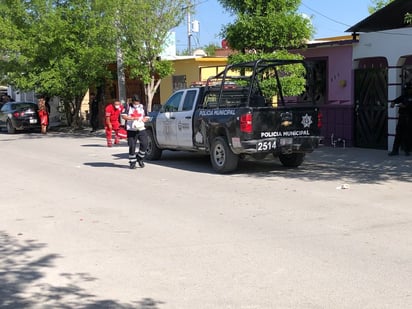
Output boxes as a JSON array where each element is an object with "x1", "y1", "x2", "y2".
[{"x1": 144, "y1": 59, "x2": 323, "y2": 173}]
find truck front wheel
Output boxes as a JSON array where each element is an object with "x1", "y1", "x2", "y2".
[
  {"x1": 210, "y1": 137, "x2": 239, "y2": 173},
  {"x1": 278, "y1": 153, "x2": 305, "y2": 167},
  {"x1": 145, "y1": 130, "x2": 162, "y2": 160}
]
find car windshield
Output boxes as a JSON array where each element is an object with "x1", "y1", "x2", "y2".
[{"x1": 11, "y1": 103, "x2": 37, "y2": 110}]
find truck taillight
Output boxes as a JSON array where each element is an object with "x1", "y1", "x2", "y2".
[
  {"x1": 317, "y1": 111, "x2": 323, "y2": 128},
  {"x1": 240, "y1": 113, "x2": 253, "y2": 133}
]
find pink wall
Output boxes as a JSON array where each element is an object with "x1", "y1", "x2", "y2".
[
  {"x1": 300, "y1": 45, "x2": 353, "y2": 104},
  {"x1": 294, "y1": 44, "x2": 355, "y2": 146}
]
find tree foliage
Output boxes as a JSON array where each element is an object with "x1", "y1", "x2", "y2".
[
  {"x1": 203, "y1": 44, "x2": 221, "y2": 57},
  {"x1": 219, "y1": 0, "x2": 311, "y2": 97},
  {"x1": 368, "y1": 0, "x2": 393, "y2": 14},
  {"x1": 0, "y1": 0, "x2": 190, "y2": 125},
  {"x1": 113, "y1": 0, "x2": 190, "y2": 112},
  {"x1": 218, "y1": 0, "x2": 313, "y2": 53},
  {"x1": 368, "y1": 0, "x2": 412, "y2": 25},
  {"x1": 405, "y1": 13, "x2": 412, "y2": 25},
  {"x1": 228, "y1": 50, "x2": 306, "y2": 97},
  {"x1": 0, "y1": 0, "x2": 114, "y2": 127}
]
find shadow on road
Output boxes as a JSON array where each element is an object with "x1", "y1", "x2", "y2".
[
  {"x1": 145, "y1": 148, "x2": 412, "y2": 184},
  {"x1": 3, "y1": 128, "x2": 410, "y2": 184},
  {"x1": 81, "y1": 144, "x2": 107, "y2": 148},
  {"x1": 0, "y1": 127, "x2": 106, "y2": 140},
  {"x1": 0, "y1": 231, "x2": 164, "y2": 308},
  {"x1": 84, "y1": 162, "x2": 128, "y2": 169}
]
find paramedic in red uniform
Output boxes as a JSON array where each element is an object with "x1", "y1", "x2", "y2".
[{"x1": 105, "y1": 100, "x2": 123, "y2": 147}]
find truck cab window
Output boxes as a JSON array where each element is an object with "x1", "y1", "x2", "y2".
[
  {"x1": 162, "y1": 91, "x2": 183, "y2": 112},
  {"x1": 182, "y1": 90, "x2": 197, "y2": 111}
]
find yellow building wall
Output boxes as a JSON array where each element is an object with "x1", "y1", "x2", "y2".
[{"x1": 160, "y1": 57, "x2": 227, "y2": 103}]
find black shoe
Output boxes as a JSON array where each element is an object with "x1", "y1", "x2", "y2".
[
  {"x1": 138, "y1": 159, "x2": 145, "y2": 168},
  {"x1": 130, "y1": 162, "x2": 136, "y2": 169},
  {"x1": 388, "y1": 151, "x2": 399, "y2": 156},
  {"x1": 405, "y1": 152, "x2": 410, "y2": 156}
]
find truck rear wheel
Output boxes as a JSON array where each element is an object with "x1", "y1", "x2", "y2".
[
  {"x1": 210, "y1": 137, "x2": 239, "y2": 173},
  {"x1": 278, "y1": 153, "x2": 305, "y2": 167},
  {"x1": 145, "y1": 130, "x2": 162, "y2": 160}
]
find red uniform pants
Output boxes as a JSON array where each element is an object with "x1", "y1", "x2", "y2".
[{"x1": 105, "y1": 124, "x2": 120, "y2": 146}]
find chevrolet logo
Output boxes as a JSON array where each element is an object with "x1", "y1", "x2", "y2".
[
  {"x1": 280, "y1": 111, "x2": 293, "y2": 127},
  {"x1": 281, "y1": 120, "x2": 292, "y2": 127}
]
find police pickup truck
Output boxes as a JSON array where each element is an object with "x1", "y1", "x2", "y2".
[{"x1": 145, "y1": 59, "x2": 323, "y2": 173}]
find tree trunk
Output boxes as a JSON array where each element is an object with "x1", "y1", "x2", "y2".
[
  {"x1": 63, "y1": 101, "x2": 73, "y2": 126},
  {"x1": 145, "y1": 77, "x2": 161, "y2": 112},
  {"x1": 71, "y1": 96, "x2": 83, "y2": 129}
]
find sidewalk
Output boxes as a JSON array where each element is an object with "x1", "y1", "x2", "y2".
[
  {"x1": 308, "y1": 145, "x2": 412, "y2": 167},
  {"x1": 48, "y1": 124, "x2": 106, "y2": 137},
  {"x1": 305, "y1": 145, "x2": 412, "y2": 183}
]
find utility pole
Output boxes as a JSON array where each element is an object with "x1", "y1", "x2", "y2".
[
  {"x1": 116, "y1": 43, "x2": 126, "y2": 105},
  {"x1": 186, "y1": 1, "x2": 199, "y2": 55},
  {"x1": 187, "y1": 3, "x2": 192, "y2": 55},
  {"x1": 115, "y1": 10, "x2": 126, "y2": 106}
]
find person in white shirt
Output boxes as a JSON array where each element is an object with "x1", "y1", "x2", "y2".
[{"x1": 121, "y1": 95, "x2": 149, "y2": 169}]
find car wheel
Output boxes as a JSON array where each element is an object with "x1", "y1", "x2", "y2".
[
  {"x1": 278, "y1": 153, "x2": 305, "y2": 167},
  {"x1": 210, "y1": 136, "x2": 239, "y2": 173},
  {"x1": 145, "y1": 130, "x2": 162, "y2": 160},
  {"x1": 6, "y1": 119, "x2": 16, "y2": 134}
]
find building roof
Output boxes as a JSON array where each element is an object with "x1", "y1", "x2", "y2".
[
  {"x1": 163, "y1": 55, "x2": 228, "y2": 63},
  {"x1": 305, "y1": 34, "x2": 358, "y2": 48},
  {"x1": 346, "y1": 0, "x2": 412, "y2": 33}
]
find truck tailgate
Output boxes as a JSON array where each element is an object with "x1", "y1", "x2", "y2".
[{"x1": 250, "y1": 106, "x2": 321, "y2": 139}]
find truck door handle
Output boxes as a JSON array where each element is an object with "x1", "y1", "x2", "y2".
[
  {"x1": 170, "y1": 116, "x2": 176, "y2": 119},
  {"x1": 185, "y1": 116, "x2": 191, "y2": 119}
]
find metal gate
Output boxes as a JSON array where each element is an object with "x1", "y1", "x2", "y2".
[{"x1": 354, "y1": 68, "x2": 388, "y2": 149}]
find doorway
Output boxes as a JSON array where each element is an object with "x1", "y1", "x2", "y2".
[{"x1": 354, "y1": 67, "x2": 388, "y2": 149}]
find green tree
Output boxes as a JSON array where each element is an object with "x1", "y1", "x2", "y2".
[
  {"x1": 218, "y1": 0, "x2": 313, "y2": 53},
  {"x1": 405, "y1": 13, "x2": 412, "y2": 24},
  {"x1": 203, "y1": 44, "x2": 221, "y2": 56},
  {"x1": 114, "y1": 0, "x2": 190, "y2": 112},
  {"x1": 218, "y1": 0, "x2": 312, "y2": 97},
  {"x1": 0, "y1": 0, "x2": 190, "y2": 125},
  {"x1": 368, "y1": 0, "x2": 412, "y2": 25},
  {"x1": 368, "y1": 0, "x2": 393, "y2": 14},
  {"x1": 228, "y1": 50, "x2": 305, "y2": 97},
  {"x1": 0, "y1": 0, "x2": 114, "y2": 127}
]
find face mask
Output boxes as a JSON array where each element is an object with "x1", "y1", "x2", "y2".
[
  {"x1": 133, "y1": 104, "x2": 139, "y2": 108},
  {"x1": 114, "y1": 105, "x2": 120, "y2": 109}
]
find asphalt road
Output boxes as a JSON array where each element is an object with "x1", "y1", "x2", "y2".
[{"x1": 1, "y1": 129, "x2": 412, "y2": 309}]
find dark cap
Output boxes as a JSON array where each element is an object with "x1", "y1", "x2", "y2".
[{"x1": 132, "y1": 94, "x2": 140, "y2": 102}]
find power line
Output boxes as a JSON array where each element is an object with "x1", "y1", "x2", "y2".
[
  {"x1": 301, "y1": 1, "x2": 412, "y2": 37},
  {"x1": 301, "y1": 1, "x2": 352, "y2": 27}
]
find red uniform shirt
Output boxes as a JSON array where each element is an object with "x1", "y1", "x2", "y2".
[
  {"x1": 105, "y1": 103, "x2": 123, "y2": 130},
  {"x1": 38, "y1": 109, "x2": 49, "y2": 126}
]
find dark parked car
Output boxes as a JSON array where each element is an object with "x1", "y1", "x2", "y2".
[{"x1": 0, "y1": 101, "x2": 41, "y2": 133}]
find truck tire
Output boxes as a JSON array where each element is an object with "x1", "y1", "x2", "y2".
[
  {"x1": 145, "y1": 130, "x2": 162, "y2": 160},
  {"x1": 278, "y1": 153, "x2": 305, "y2": 167},
  {"x1": 210, "y1": 137, "x2": 239, "y2": 173}
]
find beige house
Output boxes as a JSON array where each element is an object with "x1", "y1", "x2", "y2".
[
  {"x1": 159, "y1": 56, "x2": 228, "y2": 103},
  {"x1": 78, "y1": 56, "x2": 229, "y2": 126}
]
